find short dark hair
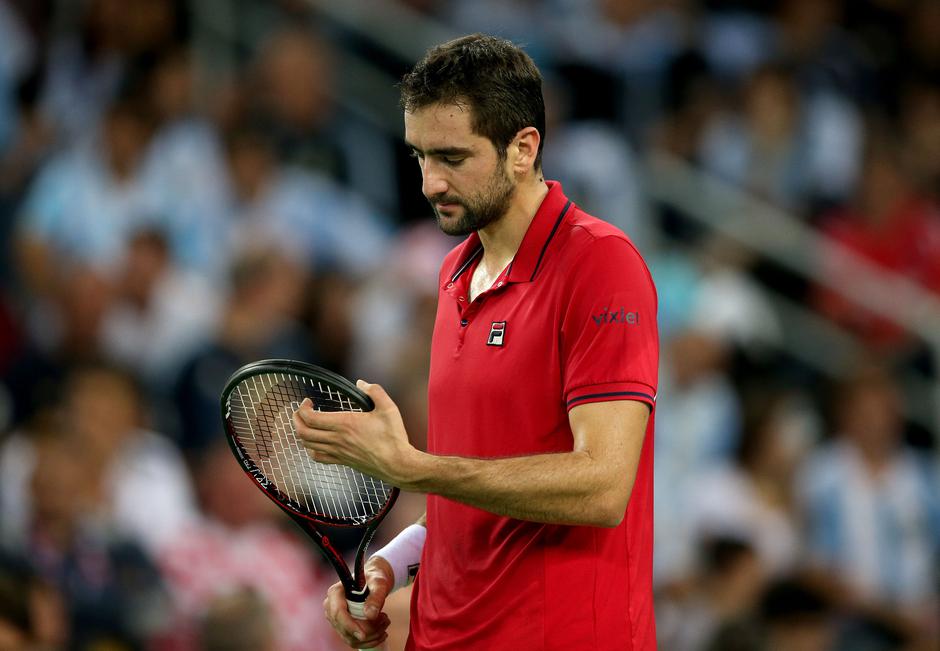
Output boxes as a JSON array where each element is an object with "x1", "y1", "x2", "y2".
[{"x1": 400, "y1": 33, "x2": 545, "y2": 169}]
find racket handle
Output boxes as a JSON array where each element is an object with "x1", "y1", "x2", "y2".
[
  {"x1": 347, "y1": 590, "x2": 379, "y2": 650},
  {"x1": 347, "y1": 598, "x2": 368, "y2": 620}
]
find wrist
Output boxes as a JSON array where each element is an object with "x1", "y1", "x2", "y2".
[
  {"x1": 364, "y1": 555, "x2": 394, "y2": 586},
  {"x1": 370, "y1": 523, "x2": 426, "y2": 592},
  {"x1": 393, "y1": 447, "x2": 433, "y2": 491}
]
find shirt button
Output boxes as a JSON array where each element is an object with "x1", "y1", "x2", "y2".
[
  {"x1": 460, "y1": 319, "x2": 468, "y2": 327},
  {"x1": 497, "y1": 281, "x2": 504, "y2": 287},
  {"x1": 458, "y1": 296, "x2": 465, "y2": 302},
  {"x1": 446, "y1": 282, "x2": 454, "y2": 289}
]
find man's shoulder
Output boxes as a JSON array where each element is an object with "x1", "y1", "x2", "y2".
[{"x1": 557, "y1": 205, "x2": 649, "y2": 270}]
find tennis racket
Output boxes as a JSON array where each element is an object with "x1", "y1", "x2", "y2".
[{"x1": 220, "y1": 359, "x2": 399, "y2": 639}]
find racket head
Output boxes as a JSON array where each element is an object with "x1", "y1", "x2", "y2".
[{"x1": 220, "y1": 359, "x2": 399, "y2": 528}]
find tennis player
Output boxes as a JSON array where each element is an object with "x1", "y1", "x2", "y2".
[{"x1": 294, "y1": 33, "x2": 659, "y2": 650}]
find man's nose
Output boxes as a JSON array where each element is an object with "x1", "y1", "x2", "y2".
[{"x1": 421, "y1": 161, "x2": 448, "y2": 198}]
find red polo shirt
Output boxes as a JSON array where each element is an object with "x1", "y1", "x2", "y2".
[{"x1": 408, "y1": 181, "x2": 659, "y2": 651}]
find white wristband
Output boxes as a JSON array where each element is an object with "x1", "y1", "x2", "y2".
[{"x1": 370, "y1": 524, "x2": 426, "y2": 592}]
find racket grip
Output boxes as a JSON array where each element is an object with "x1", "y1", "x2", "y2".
[
  {"x1": 347, "y1": 598, "x2": 368, "y2": 620},
  {"x1": 347, "y1": 583, "x2": 370, "y2": 619},
  {"x1": 347, "y1": 594, "x2": 378, "y2": 651}
]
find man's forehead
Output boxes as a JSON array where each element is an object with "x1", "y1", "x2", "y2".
[
  {"x1": 404, "y1": 102, "x2": 475, "y2": 136},
  {"x1": 404, "y1": 104, "x2": 485, "y2": 149}
]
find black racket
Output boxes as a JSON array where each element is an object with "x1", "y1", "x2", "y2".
[{"x1": 220, "y1": 359, "x2": 399, "y2": 636}]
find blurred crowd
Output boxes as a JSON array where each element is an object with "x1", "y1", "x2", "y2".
[{"x1": 0, "y1": 1, "x2": 937, "y2": 650}]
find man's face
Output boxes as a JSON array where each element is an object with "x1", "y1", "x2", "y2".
[{"x1": 404, "y1": 103, "x2": 515, "y2": 236}]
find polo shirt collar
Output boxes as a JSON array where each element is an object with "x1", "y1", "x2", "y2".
[{"x1": 446, "y1": 180, "x2": 572, "y2": 286}]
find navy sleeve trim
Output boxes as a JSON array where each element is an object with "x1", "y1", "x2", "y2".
[{"x1": 566, "y1": 391, "x2": 656, "y2": 407}]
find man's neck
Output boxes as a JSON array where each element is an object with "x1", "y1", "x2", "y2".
[{"x1": 476, "y1": 177, "x2": 549, "y2": 274}]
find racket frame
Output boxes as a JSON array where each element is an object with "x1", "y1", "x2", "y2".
[{"x1": 220, "y1": 359, "x2": 400, "y2": 604}]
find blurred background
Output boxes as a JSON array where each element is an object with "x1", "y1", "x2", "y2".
[{"x1": 0, "y1": 0, "x2": 937, "y2": 649}]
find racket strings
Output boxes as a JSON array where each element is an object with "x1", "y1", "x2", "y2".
[{"x1": 228, "y1": 372, "x2": 393, "y2": 524}]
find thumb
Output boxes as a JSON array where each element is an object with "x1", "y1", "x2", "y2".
[
  {"x1": 356, "y1": 379, "x2": 394, "y2": 411},
  {"x1": 363, "y1": 568, "x2": 392, "y2": 620}
]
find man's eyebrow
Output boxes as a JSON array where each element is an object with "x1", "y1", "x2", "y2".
[{"x1": 405, "y1": 142, "x2": 473, "y2": 157}]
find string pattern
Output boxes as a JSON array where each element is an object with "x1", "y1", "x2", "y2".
[{"x1": 227, "y1": 372, "x2": 394, "y2": 525}]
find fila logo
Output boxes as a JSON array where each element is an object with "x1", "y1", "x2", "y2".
[{"x1": 487, "y1": 321, "x2": 506, "y2": 346}]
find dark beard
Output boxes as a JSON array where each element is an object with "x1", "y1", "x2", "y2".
[{"x1": 431, "y1": 166, "x2": 516, "y2": 236}]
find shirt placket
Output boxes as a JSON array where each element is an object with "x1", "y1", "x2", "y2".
[{"x1": 445, "y1": 269, "x2": 514, "y2": 355}]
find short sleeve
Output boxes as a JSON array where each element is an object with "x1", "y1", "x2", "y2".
[{"x1": 560, "y1": 235, "x2": 658, "y2": 411}]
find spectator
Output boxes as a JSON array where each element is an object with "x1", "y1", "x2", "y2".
[
  {"x1": 658, "y1": 536, "x2": 766, "y2": 651},
  {"x1": 757, "y1": 578, "x2": 836, "y2": 651},
  {"x1": 543, "y1": 72, "x2": 655, "y2": 252},
  {"x1": 139, "y1": 46, "x2": 231, "y2": 276},
  {"x1": 692, "y1": 390, "x2": 814, "y2": 578},
  {"x1": 0, "y1": 70, "x2": 55, "y2": 201},
  {"x1": 172, "y1": 242, "x2": 316, "y2": 455},
  {"x1": 706, "y1": 577, "x2": 837, "y2": 651},
  {"x1": 699, "y1": 61, "x2": 860, "y2": 215},
  {"x1": 550, "y1": 0, "x2": 690, "y2": 135},
  {"x1": 897, "y1": 78, "x2": 940, "y2": 205},
  {"x1": 347, "y1": 221, "x2": 452, "y2": 387},
  {"x1": 654, "y1": 329, "x2": 742, "y2": 586},
  {"x1": 199, "y1": 587, "x2": 277, "y2": 651},
  {"x1": 221, "y1": 123, "x2": 391, "y2": 277},
  {"x1": 1, "y1": 364, "x2": 198, "y2": 554},
  {"x1": 158, "y1": 440, "x2": 343, "y2": 651},
  {"x1": 772, "y1": 0, "x2": 872, "y2": 104},
  {"x1": 99, "y1": 228, "x2": 222, "y2": 388},
  {"x1": 690, "y1": 236, "x2": 783, "y2": 354},
  {"x1": 250, "y1": 27, "x2": 398, "y2": 211},
  {"x1": 648, "y1": 236, "x2": 782, "y2": 360},
  {"x1": 37, "y1": 0, "x2": 126, "y2": 145},
  {"x1": 15, "y1": 95, "x2": 158, "y2": 296},
  {"x1": 4, "y1": 411, "x2": 170, "y2": 649},
  {"x1": 0, "y1": 264, "x2": 112, "y2": 427},
  {"x1": 0, "y1": 0, "x2": 37, "y2": 162},
  {"x1": 0, "y1": 550, "x2": 68, "y2": 650},
  {"x1": 813, "y1": 130, "x2": 940, "y2": 350},
  {"x1": 796, "y1": 364, "x2": 940, "y2": 646}
]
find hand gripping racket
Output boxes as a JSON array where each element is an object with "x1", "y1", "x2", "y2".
[{"x1": 220, "y1": 359, "x2": 399, "y2": 642}]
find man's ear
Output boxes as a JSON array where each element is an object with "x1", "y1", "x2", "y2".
[{"x1": 508, "y1": 126, "x2": 541, "y2": 177}]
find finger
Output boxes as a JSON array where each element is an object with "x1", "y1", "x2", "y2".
[
  {"x1": 324, "y1": 584, "x2": 369, "y2": 642},
  {"x1": 292, "y1": 409, "x2": 339, "y2": 444},
  {"x1": 355, "y1": 613, "x2": 391, "y2": 641},
  {"x1": 363, "y1": 570, "x2": 392, "y2": 620},
  {"x1": 294, "y1": 429, "x2": 335, "y2": 449},
  {"x1": 354, "y1": 632, "x2": 389, "y2": 649},
  {"x1": 294, "y1": 399, "x2": 346, "y2": 430},
  {"x1": 332, "y1": 601, "x2": 369, "y2": 641},
  {"x1": 356, "y1": 379, "x2": 395, "y2": 411},
  {"x1": 353, "y1": 616, "x2": 391, "y2": 647},
  {"x1": 344, "y1": 616, "x2": 389, "y2": 648},
  {"x1": 306, "y1": 450, "x2": 341, "y2": 465}
]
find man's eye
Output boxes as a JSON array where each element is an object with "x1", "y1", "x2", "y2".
[
  {"x1": 442, "y1": 157, "x2": 464, "y2": 166},
  {"x1": 409, "y1": 150, "x2": 424, "y2": 160}
]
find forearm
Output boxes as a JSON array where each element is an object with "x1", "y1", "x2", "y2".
[
  {"x1": 397, "y1": 450, "x2": 628, "y2": 527},
  {"x1": 294, "y1": 385, "x2": 647, "y2": 528}
]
